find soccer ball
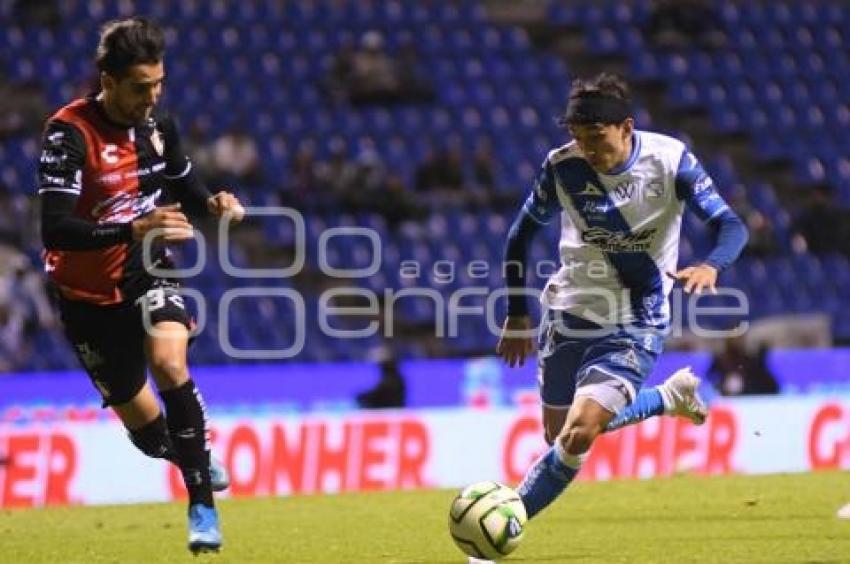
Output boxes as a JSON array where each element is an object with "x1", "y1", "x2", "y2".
[{"x1": 448, "y1": 481, "x2": 527, "y2": 561}]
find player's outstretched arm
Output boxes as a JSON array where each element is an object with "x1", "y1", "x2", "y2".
[
  {"x1": 702, "y1": 207, "x2": 749, "y2": 271},
  {"x1": 674, "y1": 148, "x2": 749, "y2": 292},
  {"x1": 159, "y1": 117, "x2": 245, "y2": 223},
  {"x1": 670, "y1": 208, "x2": 748, "y2": 294},
  {"x1": 500, "y1": 207, "x2": 543, "y2": 367},
  {"x1": 499, "y1": 158, "x2": 560, "y2": 367}
]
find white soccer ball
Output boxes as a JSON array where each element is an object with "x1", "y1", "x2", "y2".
[{"x1": 448, "y1": 481, "x2": 527, "y2": 561}]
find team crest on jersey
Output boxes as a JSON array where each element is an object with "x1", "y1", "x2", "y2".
[
  {"x1": 150, "y1": 128, "x2": 164, "y2": 155},
  {"x1": 646, "y1": 181, "x2": 665, "y2": 198}
]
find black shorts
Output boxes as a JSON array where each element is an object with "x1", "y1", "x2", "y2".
[{"x1": 59, "y1": 280, "x2": 193, "y2": 407}]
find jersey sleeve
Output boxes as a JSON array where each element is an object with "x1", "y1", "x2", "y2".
[
  {"x1": 38, "y1": 120, "x2": 85, "y2": 198},
  {"x1": 159, "y1": 115, "x2": 212, "y2": 216},
  {"x1": 159, "y1": 114, "x2": 192, "y2": 179},
  {"x1": 674, "y1": 149, "x2": 729, "y2": 221},
  {"x1": 521, "y1": 158, "x2": 562, "y2": 225},
  {"x1": 674, "y1": 148, "x2": 748, "y2": 271},
  {"x1": 39, "y1": 120, "x2": 133, "y2": 250}
]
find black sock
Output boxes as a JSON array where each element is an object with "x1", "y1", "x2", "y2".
[
  {"x1": 127, "y1": 413, "x2": 177, "y2": 463},
  {"x1": 160, "y1": 379, "x2": 213, "y2": 508}
]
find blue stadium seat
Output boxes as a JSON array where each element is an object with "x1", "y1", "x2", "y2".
[{"x1": 4, "y1": 0, "x2": 846, "y2": 365}]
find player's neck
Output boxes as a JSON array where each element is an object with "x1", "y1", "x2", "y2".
[
  {"x1": 614, "y1": 135, "x2": 633, "y2": 171},
  {"x1": 96, "y1": 92, "x2": 134, "y2": 128},
  {"x1": 602, "y1": 133, "x2": 634, "y2": 175}
]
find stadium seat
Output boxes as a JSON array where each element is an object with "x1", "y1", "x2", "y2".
[{"x1": 4, "y1": 0, "x2": 847, "y2": 366}]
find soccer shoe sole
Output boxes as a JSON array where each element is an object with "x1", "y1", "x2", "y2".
[
  {"x1": 189, "y1": 538, "x2": 222, "y2": 554},
  {"x1": 189, "y1": 543, "x2": 221, "y2": 555}
]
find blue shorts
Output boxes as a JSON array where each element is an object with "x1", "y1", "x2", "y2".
[{"x1": 537, "y1": 311, "x2": 664, "y2": 413}]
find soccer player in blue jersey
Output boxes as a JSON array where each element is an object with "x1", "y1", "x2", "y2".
[{"x1": 497, "y1": 73, "x2": 748, "y2": 524}]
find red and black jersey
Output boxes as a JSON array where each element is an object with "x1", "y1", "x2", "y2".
[{"x1": 38, "y1": 94, "x2": 211, "y2": 305}]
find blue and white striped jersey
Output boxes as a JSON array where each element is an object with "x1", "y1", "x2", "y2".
[{"x1": 522, "y1": 130, "x2": 729, "y2": 328}]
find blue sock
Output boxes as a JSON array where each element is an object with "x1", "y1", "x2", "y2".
[
  {"x1": 605, "y1": 387, "x2": 665, "y2": 432},
  {"x1": 517, "y1": 445, "x2": 583, "y2": 519}
]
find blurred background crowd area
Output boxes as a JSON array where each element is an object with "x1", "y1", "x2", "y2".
[{"x1": 0, "y1": 0, "x2": 848, "y2": 383}]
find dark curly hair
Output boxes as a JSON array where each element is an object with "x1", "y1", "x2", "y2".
[
  {"x1": 568, "y1": 72, "x2": 631, "y2": 101},
  {"x1": 557, "y1": 72, "x2": 632, "y2": 126},
  {"x1": 95, "y1": 17, "x2": 165, "y2": 77}
]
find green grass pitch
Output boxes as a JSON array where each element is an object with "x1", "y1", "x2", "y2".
[{"x1": 2, "y1": 472, "x2": 849, "y2": 563}]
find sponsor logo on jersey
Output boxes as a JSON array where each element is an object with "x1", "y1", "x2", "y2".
[
  {"x1": 694, "y1": 175, "x2": 713, "y2": 193},
  {"x1": 581, "y1": 226, "x2": 657, "y2": 252},
  {"x1": 100, "y1": 143, "x2": 119, "y2": 164},
  {"x1": 39, "y1": 148, "x2": 64, "y2": 165},
  {"x1": 583, "y1": 200, "x2": 612, "y2": 216},
  {"x1": 612, "y1": 181, "x2": 637, "y2": 202},
  {"x1": 97, "y1": 162, "x2": 167, "y2": 186},
  {"x1": 577, "y1": 182, "x2": 604, "y2": 197},
  {"x1": 91, "y1": 188, "x2": 162, "y2": 223}
]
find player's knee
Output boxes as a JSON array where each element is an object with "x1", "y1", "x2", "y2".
[
  {"x1": 558, "y1": 421, "x2": 603, "y2": 455},
  {"x1": 149, "y1": 357, "x2": 188, "y2": 386},
  {"x1": 543, "y1": 428, "x2": 556, "y2": 446},
  {"x1": 558, "y1": 427, "x2": 590, "y2": 455}
]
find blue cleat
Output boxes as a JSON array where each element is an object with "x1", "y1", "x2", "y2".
[
  {"x1": 210, "y1": 456, "x2": 230, "y2": 492},
  {"x1": 188, "y1": 503, "x2": 222, "y2": 554}
]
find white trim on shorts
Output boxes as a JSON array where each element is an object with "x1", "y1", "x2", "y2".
[
  {"x1": 541, "y1": 402, "x2": 572, "y2": 410},
  {"x1": 575, "y1": 366, "x2": 637, "y2": 414}
]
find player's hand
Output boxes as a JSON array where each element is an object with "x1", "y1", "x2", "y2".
[
  {"x1": 131, "y1": 203, "x2": 194, "y2": 242},
  {"x1": 668, "y1": 264, "x2": 718, "y2": 294},
  {"x1": 496, "y1": 316, "x2": 535, "y2": 368},
  {"x1": 207, "y1": 191, "x2": 245, "y2": 223}
]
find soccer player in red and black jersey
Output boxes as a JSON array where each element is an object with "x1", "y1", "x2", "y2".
[{"x1": 38, "y1": 18, "x2": 242, "y2": 553}]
